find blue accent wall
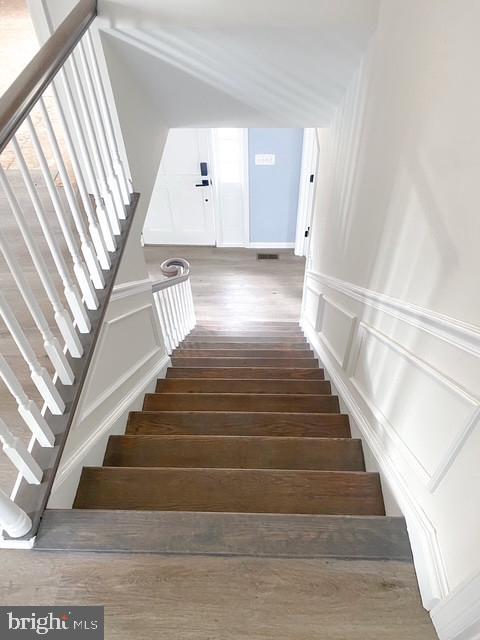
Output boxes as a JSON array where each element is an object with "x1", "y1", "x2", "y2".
[{"x1": 248, "y1": 128, "x2": 303, "y2": 243}]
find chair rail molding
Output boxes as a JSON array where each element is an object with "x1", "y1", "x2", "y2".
[{"x1": 307, "y1": 270, "x2": 480, "y2": 358}]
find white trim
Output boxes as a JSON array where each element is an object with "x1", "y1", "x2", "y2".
[
  {"x1": 51, "y1": 352, "x2": 170, "y2": 493},
  {"x1": 110, "y1": 277, "x2": 152, "y2": 301},
  {"x1": 0, "y1": 535, "x2": 35, "y2": 549},
  {"x1": 78, "y1": 304, "x2": 163, "y2": 423},
  {"x1": 295, "y1": 128, "x2": 319, "y2": 256},
  {"x1": 301, "y1": 316, "x2": 449, "y2": 610},
  {"x1": 307, "y1": 270, "x2": 480, "y2": 359},
  {"x1": 351, "y1": 322, "x2": 480, "y2": 491},
  {"x1": 248, "y1": 242, "x2": 295, "y2": 249},
  {"x1": 431, "y1": 570, "x2": 480, "y2": 640},
  {"x1": 216, "y1": 242, "x2": 245, "y2": 248},
  {"x1": 241, "y1": 128, "x2": 250, "y2": 247}
]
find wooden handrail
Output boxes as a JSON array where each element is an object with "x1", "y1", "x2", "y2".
[
  {"x1": 0, "y1": 0, "x2": 97, "y2": 154},
  {"x1": 151, "y1": 258, "x2": 191, "y2": 292}
]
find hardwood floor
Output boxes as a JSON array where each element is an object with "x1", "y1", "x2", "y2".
[
  {"x1": 143, "y1": 245, "x2": 305, "y2": 322},
  {"x1": 0, "y1": 551, "x2": 436, "y2": 639}
]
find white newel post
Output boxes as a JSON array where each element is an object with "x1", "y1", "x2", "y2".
[{"x1": 0, "y1": 489, "x2": 32, "y2": 538}]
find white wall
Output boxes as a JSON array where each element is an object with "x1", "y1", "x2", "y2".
[{"x1": 302, "y1": 2, "x2": 480, "y2": 638}]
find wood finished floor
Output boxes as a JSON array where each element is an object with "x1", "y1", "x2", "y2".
[
  {"x1": 0, "y1": 551, "x2": 436, "y2": 640},
  {"x1": 144, "y1": 245, "x2": 305, "y2": 322}
]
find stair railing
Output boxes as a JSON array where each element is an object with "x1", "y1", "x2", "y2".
[
  {"x1": 152, "y1": 258, "x2": 196, "y2": 354},
  {"x1": 0, "y1": 0, "x2": 138, "y2": 541}
]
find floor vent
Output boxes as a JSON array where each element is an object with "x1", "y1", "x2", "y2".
[{"x1": 257, "y1": 253, "x2": 279, "y2": 260}]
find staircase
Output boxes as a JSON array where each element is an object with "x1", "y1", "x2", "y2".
[{"x1": 37, "y1": 321, "x2": 411, "y2": 559}]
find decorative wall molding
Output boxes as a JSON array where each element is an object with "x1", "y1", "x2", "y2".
[
  {"x1": 51, "y1": 352, "x2": 170, "y2": 493},
  {"x1": 78, "y1": 303, "x2": 163, "y2": 423},
  {"x1": 320, "y1": 295, "x2": 358, "y2": 369},
  {"x1": 302, "y1": 317, "x2": 449, "y2": 610},
  {"x1": 110, "y1": 277, "x2": 153, "y2": 301},
  {"x1": 350, "y1": 322, "x2": 480, "y2": 492},
  {"x1": 307, "y1": 270, "x2": 480, "y2": 358},
  {"x1": 431, "y1": 570, "x2": 480, "y2": 640}
]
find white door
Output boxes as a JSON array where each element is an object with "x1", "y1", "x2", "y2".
[{"x1": 143, "y1": 129, "x2": 216, "y2": 245}]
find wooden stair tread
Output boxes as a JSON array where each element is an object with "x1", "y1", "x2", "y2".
[
  {"x1": 172, "y1": 349, "x2": 315, "y2": 358},
  {"x1": 127, "y1": 411, "x2": 351, "y2": 437},
  {"x1": 183, "y1": 336, "x2": 307, "y2": 344},
  {"x1": 171, "y1": 357, "x2": 319, "y2": 368},
  {"x1": 166, "y1": 367, "x2": 324, "y2": 379},
  {"x1": 143, "y1": 392, "x2": 340, "y2": 413},
  {"x1": 179, "y1": 342, "x2": 311, "y2": 350},
  {"x1": 73, "y1": 467, "x2": 385, "y2": 516},
  {"x1": 104, "y1": 435, "x2": 364, "y2": 471},
  {"x1": 156, "y1": 378, "x2": 331, "y2": 394},
  {"x1": 36, "y1": 510, "x2": 411, "y2": 560}
]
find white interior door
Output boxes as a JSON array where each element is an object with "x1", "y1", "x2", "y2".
[{"x1": 143, "y1": 129, "x2": 216, "y2": 245}]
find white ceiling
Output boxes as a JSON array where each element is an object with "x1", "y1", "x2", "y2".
[{"x1": 98, "y1": 0, "x2": 379, "y2": 127}]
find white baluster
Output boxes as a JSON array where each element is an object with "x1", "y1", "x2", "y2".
[
  {"x1": 153, "y1": 292, "x2": 172, "y2": 355},
  {"x1": 84, "y1": 30, "x2": 132, "y2": 203},
  {"x1": 76, "y1": 41, "x2": 126, "y2": 218},
  {"x1": 0, "y1": 356, "x2": 54, "y2": 447},
  {"x1": 51, "y1": 82, "x2": 116, "y2": 255},
  {"x1": 159, "y1": 290, "x2": 176, "y2": 351},
  {"x1": 180, "y1": 281, "x2": 191, "y2": 336},
  {"x1": 183, "y1": 280, "x2": 193, "y2": 331},
  {"x1": 0, "y1": 294, "x2": 65, "y2": 415},
  {"x1": 11, "y1": 139, "x2": 91, "y2": 334},
  {"x1": 175, "y1": 284, "x2": 188, "y2": 341},
  {"x1": 26, "y1": 116, "x2": 99, "y2": 311},
  {"x1": 0, "y1": 166, "x2": 83, "y2": 356},
  {"x1": 0, "y1": 419, "x2": 43, "y2": 485},
  {"x1": 63, "y1": 60, "x2": 121, "y2": 235},
  {"x1": 38, "y1": 98, "x2": 105, "y2": 289},
  {"x1": 0, "y1": 489, "x2": 32, "y2": 538},
  {"x1": 187, "y1": 278, "x2": 196, "y2": 329},
  {"x1": 0, "y1": 231, "x2": 74, "y2": 385},
  {"x1": 165, "y1": 288, "x2": 180, "y2": 347},
  {"x1": 172, "y1": 285, "x2": 185, "y2": 342}
]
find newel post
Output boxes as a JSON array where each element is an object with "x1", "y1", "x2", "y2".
[{"x1": 0, "y1": 489, "x2": 32, "y2": 538}]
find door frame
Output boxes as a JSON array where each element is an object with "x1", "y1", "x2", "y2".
[{"x1": 294, "y1": 128, "x2": 319, "y2": 257}]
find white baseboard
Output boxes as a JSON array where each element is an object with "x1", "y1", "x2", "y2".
[
  {"x1": 301, "y1": 317, "x2": 449, "y2": 611},
  {"x1": 248, "y1": 242, "x2": 295, "y2": 249},
  {"x1": 216, "y1": 242, "x2": 245, "y2": 248},
  {"x1": 431, "y1": 571, "x2": 480, "y2": 640}
]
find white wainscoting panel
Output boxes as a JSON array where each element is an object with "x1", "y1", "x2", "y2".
[
  {"x1": 320, "y1": 296, "x2": 357, "y2": 369},
  {"x1": 47, "y1": 281, "x2": 169, "y2": 508},
  {"x1": 350, "y1": 323, "x2": 480, "y2": 488}
]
